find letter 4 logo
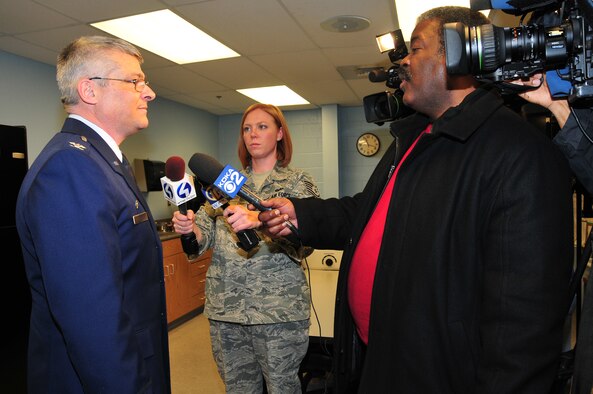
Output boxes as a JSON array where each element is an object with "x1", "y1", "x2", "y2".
[
  {"x1": 214, "y1": 165, "x2": 246, "y2": 198},
  {"x1": 163, "y1": 183, "x2": 174, "y2": 200},
  {"x1": 161, "y1": 175, "x2": 197, "y2": 206},
  {"x1": 176, "y1": 181, "x2": 193, "y2": 199}
]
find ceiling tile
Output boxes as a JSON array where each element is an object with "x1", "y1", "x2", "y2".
[{"x1": 0, "y1": 0, "x2": 400, "y2": 115}]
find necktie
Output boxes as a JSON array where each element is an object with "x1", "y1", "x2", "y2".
[{"x1": 121, "y1": 155, "x2": 136, "y2": 180}]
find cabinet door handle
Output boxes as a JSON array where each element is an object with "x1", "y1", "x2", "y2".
[
  {"x1": 170, "y1": 263, "x2": 175, "y2": 275},
  {"x1": 164, "y1": 265, "x2": 169, "y2": 277}
]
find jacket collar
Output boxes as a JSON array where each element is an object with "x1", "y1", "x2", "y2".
[
  {"x1": 390, "y1": 86, "x2": 504, "y2": 142},
  {"x1": 245, "y1": 162, "x2": 291, "y2": 188},
  {"x1": 59, "y1": 118, "x2": 151, "y2": 213},
  {"x1": 245, "y1": 162, "x2": 290, "y2": 178},
  {"x1": 60, "y1": 117, "x2": 120, "y2": 164}
]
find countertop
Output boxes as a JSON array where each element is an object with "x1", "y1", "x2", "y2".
[
  {"x1": 159, "y1": 231, "x2": 180, "y2": 242},
  {"x1": 155, "y1": 218, "x2": 180, "y2": 242}
]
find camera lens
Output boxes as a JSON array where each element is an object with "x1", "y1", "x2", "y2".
[
  {"x1": 363, "y1": 91, "x2": 412, "y2": 124},
  {"x1": 445, "y1": 21, "x2": 571, "y2": 76},
  {"x1": 482, "y1": 24, "x2": 546, "y2": 72}
]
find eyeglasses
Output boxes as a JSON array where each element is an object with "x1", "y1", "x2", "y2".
[{"x1": 89, "y1": 77, "x2": 149, "y2": 92}]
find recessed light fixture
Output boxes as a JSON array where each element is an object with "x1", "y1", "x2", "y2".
[
  {"x1": 320, "y1": 15, "x2": 371, "y2": 33},
  {"x1": 91, "y1": 9, "x2": 240, "y2": 64},
  {"x1": 237, "y1": 86, "x2": 310, "y2": 106}
]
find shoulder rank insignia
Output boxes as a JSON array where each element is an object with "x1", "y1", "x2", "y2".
[{"x1": 68, "y1": 141, "x2": 87, "y2": 151}]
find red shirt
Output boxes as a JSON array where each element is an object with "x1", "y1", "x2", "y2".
[{"x1": 348, "y1": 126, "x2": 429, "y2": 344}]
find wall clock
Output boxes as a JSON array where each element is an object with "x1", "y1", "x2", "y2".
[{"x1": 356, "y1": 132, "x2": 380, "y2": 157}]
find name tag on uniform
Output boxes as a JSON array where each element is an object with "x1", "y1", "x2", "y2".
[{"x1": 133, "y1": 212, "x2": 148, "y2": 225}]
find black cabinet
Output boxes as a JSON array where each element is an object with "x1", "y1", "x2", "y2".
[{"x1": 0, "y1": 124, "x2": 29, "y2": 393}]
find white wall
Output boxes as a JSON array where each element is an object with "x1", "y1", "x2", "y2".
[
  {"x1": 0, "y1": 51, "x2": 65, "y2": 160},
  {"x1": 338, "y1": 106, "x2": 392, "y2": 197},
  {"x1": 1, "y1": 50, "x2": 383, "y2": 219},
  {"x1": 0, "y1": 50, "x2": 219, "y2": 220},
  {"x1": 120, "y1": 97, "x2": 219, "y2": 219},
  {"x1": 218, "y1": 107, "x2": 337, "y2": 198}
]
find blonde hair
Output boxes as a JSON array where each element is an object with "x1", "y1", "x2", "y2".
[{"x1": 56, "y1": 36, "x2": 143, "y2": 106}]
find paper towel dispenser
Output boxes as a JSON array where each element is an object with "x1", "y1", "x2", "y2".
[{"x1": 133, "y1": 159, "x2": 165, "y2": 192}]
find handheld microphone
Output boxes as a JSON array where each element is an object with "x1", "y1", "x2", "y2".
[
  {"x1": 202, "y1": 185, "x2": 261, "y2": 251},
  {"x1": 162, "y1": 156, "x2": 200, "y2": 258},
  {"x1": 188, "y1": 152, "x2": 300, "y2": 238}
]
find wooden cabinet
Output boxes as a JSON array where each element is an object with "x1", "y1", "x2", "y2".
[
  {"x1": 162, "y1": 237, "x2": 212, "y2": 325},
  {"x1": 189, "y1": 249, "x2": 211, "y2": 311}
]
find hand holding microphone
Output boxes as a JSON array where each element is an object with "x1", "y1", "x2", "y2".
[
  {"x1": 201, "y1": 184, "x2": 260, "y2": 251},
  {"x1": 172, "y1": 209, "x2": 197, "y2": 235},
  {"x1": 162, "y1": 156, "x2": 200, "y2": 258},
  {"x1": 188, "y1": 152, "x2": 300, "y2": 241},
  {"x1": 257, "y1": 198, "x2": 299, "y2": 238}
]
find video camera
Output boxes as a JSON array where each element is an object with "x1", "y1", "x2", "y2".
[
  {"x1": 444, "y1": 0, "x2": 593, "y2": 105},
  {"x1": 363, "y1": 29, "x2": 414, "y2": 125}
]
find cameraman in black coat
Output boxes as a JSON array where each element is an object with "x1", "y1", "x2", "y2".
[{"x1": 259, "y1": 7, "x2": 574, "y2": 393}]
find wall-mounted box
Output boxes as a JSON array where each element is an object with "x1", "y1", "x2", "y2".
[{"x1": 133, "y1": 159, "x2": 165, "y2": 192}]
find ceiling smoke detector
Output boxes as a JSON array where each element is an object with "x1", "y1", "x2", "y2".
[{"x1": 321, "y1": 15, "x2": 371, "y2": 33}]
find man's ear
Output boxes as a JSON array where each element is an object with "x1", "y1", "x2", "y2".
[{"x1": 79, "y1": 79, "x2": 98, "y2": 104}]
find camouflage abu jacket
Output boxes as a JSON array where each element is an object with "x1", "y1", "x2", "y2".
[{"x1": 195, "y1": 163, "x2": 320, "y2": 324}]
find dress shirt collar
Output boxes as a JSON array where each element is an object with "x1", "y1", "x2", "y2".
[{"x1": 68, "y1": 114, "x2": 123, "y2": 162}]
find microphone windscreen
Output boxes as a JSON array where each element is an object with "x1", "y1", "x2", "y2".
[
  {"x1": 165, "y1": 156, "x2": 186, "y2": 181},
  {"x1": 188, "y1": 153, "x2": 224, "y2": 185}
]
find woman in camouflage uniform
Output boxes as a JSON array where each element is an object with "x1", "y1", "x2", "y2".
[{"x1": 172, "y1": 103, "x2": 319, "y2": 393}]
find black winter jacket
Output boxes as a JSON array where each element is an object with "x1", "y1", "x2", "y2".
[{"x1": 293, "y1": 87, "x2": 574, "y2": 393}]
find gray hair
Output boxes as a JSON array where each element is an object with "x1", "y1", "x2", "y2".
[
  {"x1": 56, "y1": 36, "x2": 143, "y2": 106},
  {"x1": 416, "y1": 6, "x2": 491, "y2": 54}
]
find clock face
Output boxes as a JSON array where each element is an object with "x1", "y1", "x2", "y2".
[{"x1": 356, "y1": 132, "x2": 380, "y2": 157}]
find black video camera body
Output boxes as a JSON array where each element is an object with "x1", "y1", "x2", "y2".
[
  {"x1": 363, "y1": 29, "x2": 414, "y2": 125},
  {"x1": 444, "y1": 0, "x2": 593, "y2": 105}
]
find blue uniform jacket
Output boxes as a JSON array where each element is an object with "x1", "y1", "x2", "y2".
[{"x1": 16, "y1": 118, "x2": 171, "y2": 393}]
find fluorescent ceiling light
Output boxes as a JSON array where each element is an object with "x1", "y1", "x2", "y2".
[
  {"x1": 395, "y1": 0, "x2": 474, "y2": 42},
  {"x1": 91, "y1": 9, "x2": 240, "y2": 64},
  {"x1": 237, "y1": 86, "x2": 310, "y2": 106}
]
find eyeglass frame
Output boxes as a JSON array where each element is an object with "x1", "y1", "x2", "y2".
[{"x1": 89, "y1": 77, "x2": 150, "y2": 92}]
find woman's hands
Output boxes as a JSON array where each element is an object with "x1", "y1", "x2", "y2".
[
  {"x1": 224, "y1": 204, "x2": 263, "y2": 232},
  {"x1": 172, "y1": 209, "x2": 202, "y2": 242}
]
